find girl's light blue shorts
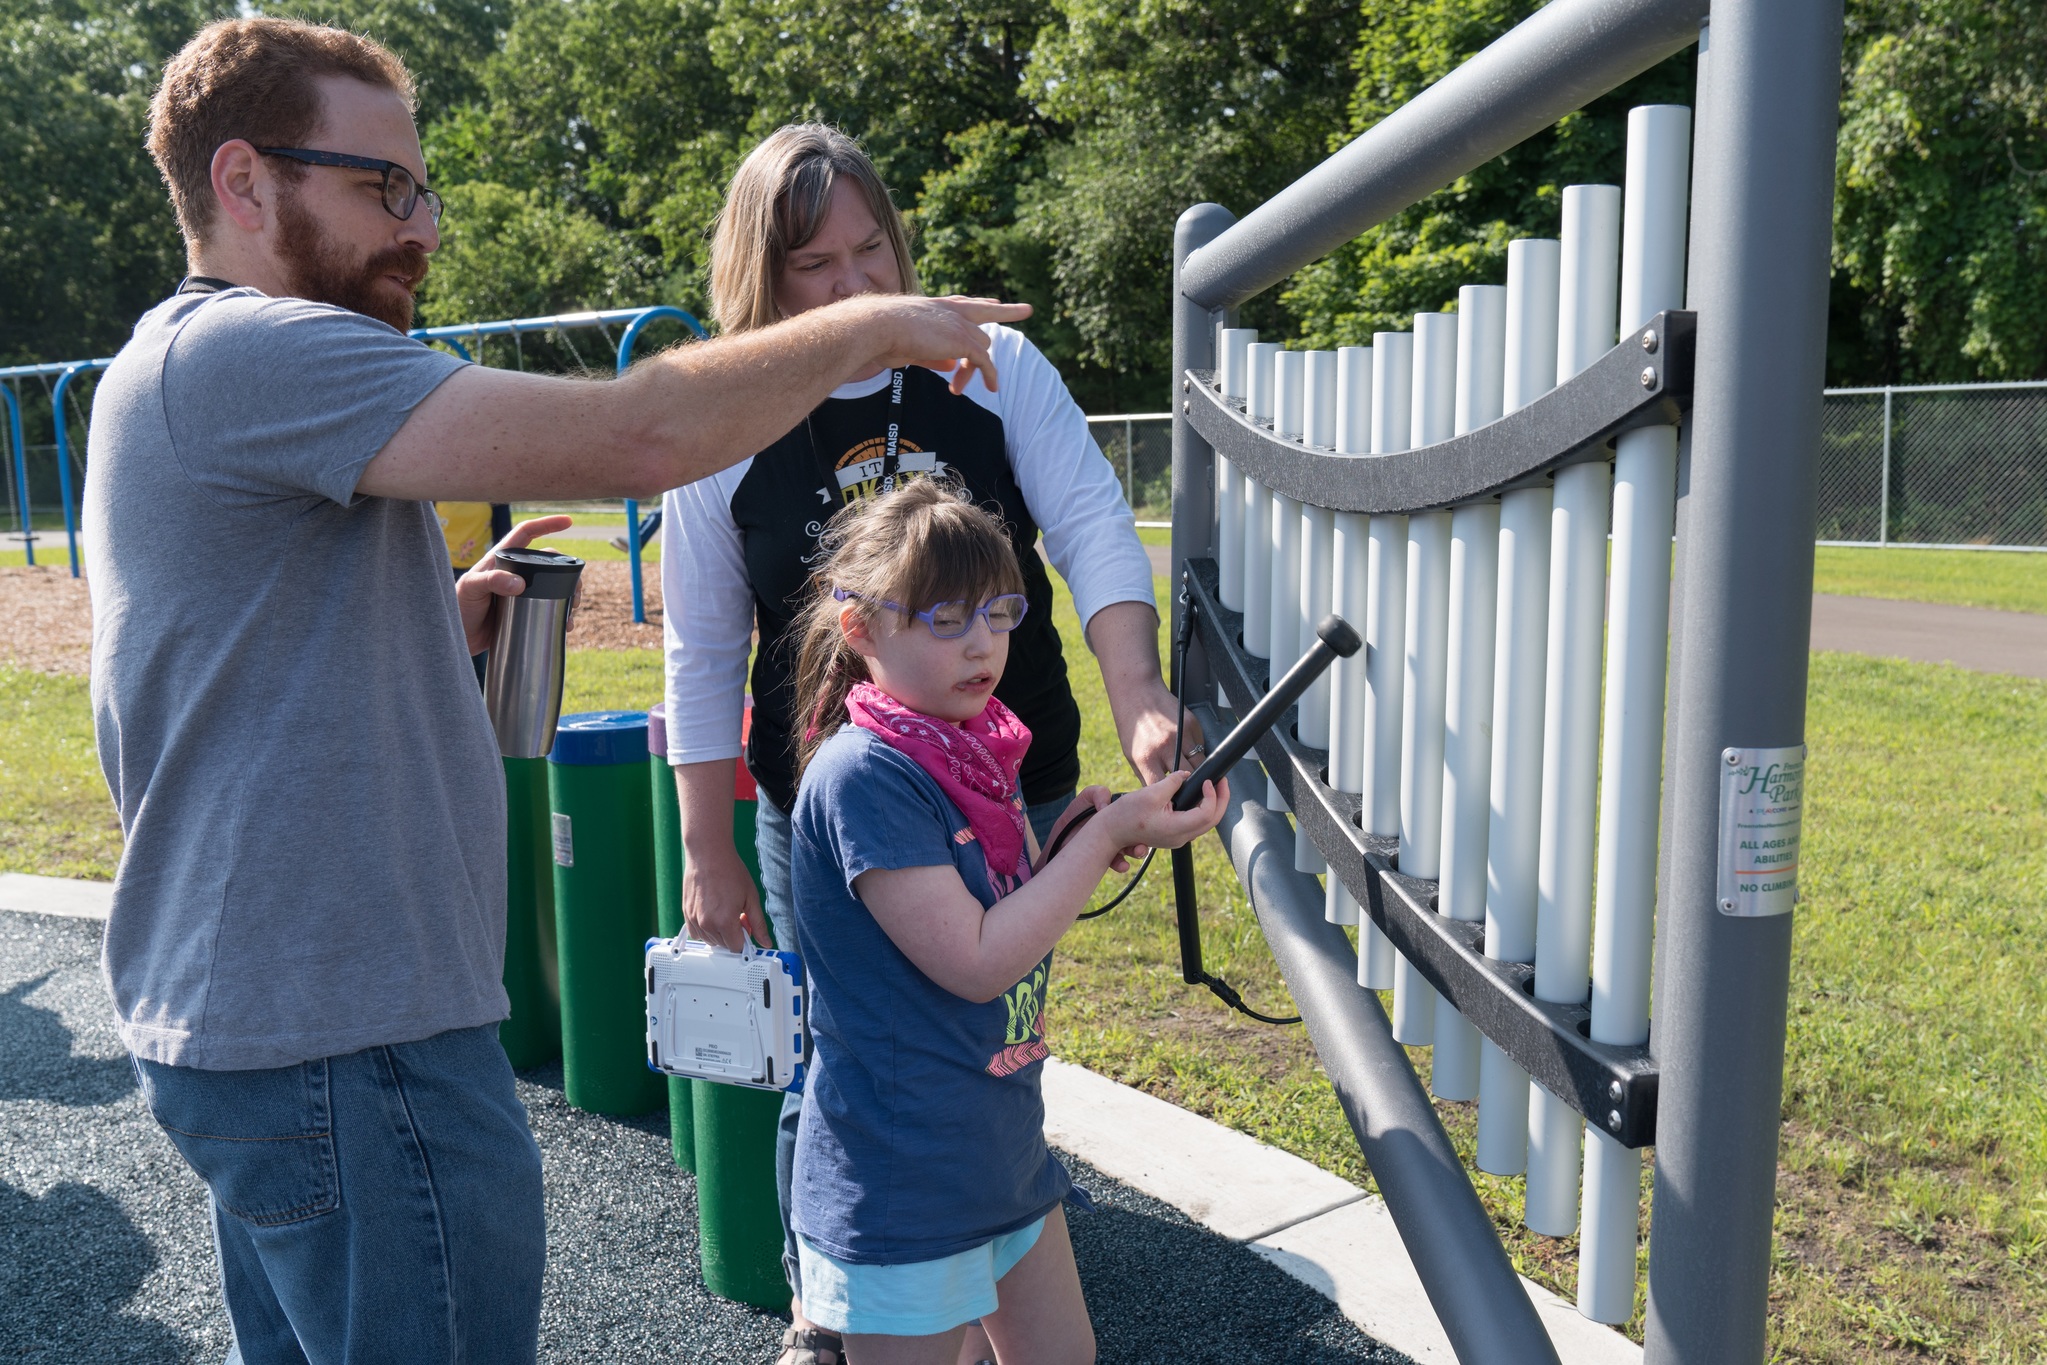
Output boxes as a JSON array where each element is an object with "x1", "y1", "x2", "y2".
[{"x1": 795, "y1": 1216, "x2": 1046, "y2": 1338}]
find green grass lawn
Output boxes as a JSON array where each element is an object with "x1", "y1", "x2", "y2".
[
  {"x1": 2, "y1": 559, "x2": 2041, "y2": 1358},
  {"x1": 0, "y1": 667, "x2": 123, "y2": 879},
  {"x1": 1813, "y1": 545, "x2": 2046, "y2": 614},
  {"x1": 0, "y1": 549, "x2": 82, "y2": 569},
  {"x1": 561, "y1": 647, "x2": 665, "y2": 712},
  {"x1": 527, "y1": 535, "x2": 661, "y2": 564},
  {"x1": 1137, "y1": 528, "x2": 2046, "y2": 614}
]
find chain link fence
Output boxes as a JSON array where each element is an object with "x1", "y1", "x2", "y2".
[
  {"x1": 1106, "y1": 381, "x2": 2047, "y2": 550},
  {"x1": 16, "y1": 384, "x2": 2043, "y2": 550},
  {"x1": 1086, "y1": 413, "x2": 1173, "y2": 524},
  {"x1": 1817, "y1": 383, "x2": 2047, "y2": 550}
]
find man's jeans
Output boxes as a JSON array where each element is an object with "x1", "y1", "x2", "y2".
[
  {"x1": 758, "y1": 790, "x2": 1073, "y2": 1303},
  {"x1": 134, "y1": 1023, "x2": 546, "y2": 1365}
]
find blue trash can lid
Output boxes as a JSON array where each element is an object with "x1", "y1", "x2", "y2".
[
  {"x1": 549, "y1": 710, "x2": 650, "y2": 766},
  {"x1": 646, "y1": 701, "x2": 668, "y2": 757}
]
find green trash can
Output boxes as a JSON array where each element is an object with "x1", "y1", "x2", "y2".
[
  {"x1": 692, "y1": 705, "x2": 792, "y2": 1310},
  {"x1": 647, "y1": 702, "x2": 694, "y2": 1172},
  {"x1": 499, "y1": 755, "x2": 561, "y2": 1069},
  {"x1": 548, "y1": 710, "x2": 665, "y2": 1118}
]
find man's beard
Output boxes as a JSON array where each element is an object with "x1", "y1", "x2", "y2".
[{"x1": 275, "y1": 183, "x2": 429, "y2": 332}]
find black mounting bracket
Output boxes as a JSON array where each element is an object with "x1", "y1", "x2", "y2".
[
  {"x1": 1183, "y1": 310, "x2": 1693, "y2": 516},
  {"x1": 1183, "y1": 558, "x2": 1659, "y2": 1148}
]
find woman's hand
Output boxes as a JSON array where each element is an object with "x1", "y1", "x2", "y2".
[
  {"x1": 456, "y1": 515, "x2": 574, "y2": 656},
  {"x1": 674, "y1": 761, "x2": 770, "y2": 951},
  {"x1": 1119, "y1": 678, "x2": 1206, "y2": 784},
  {"x1": 1086, "y1": 602, "x2": 1205, "y2": 783},
  {"x1": 683, "y1": 844, "x2": 772, "y2": 952}
]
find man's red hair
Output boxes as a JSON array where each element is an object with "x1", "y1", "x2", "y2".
[{"x1": 147, "y1": 18, "x2": 415, "y2": 241}]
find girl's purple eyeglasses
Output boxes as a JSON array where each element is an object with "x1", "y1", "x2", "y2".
[{"x1": 833, "y1": 587, "x2": 1029, "y2": 639}]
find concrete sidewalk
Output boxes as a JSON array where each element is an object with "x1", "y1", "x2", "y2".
[
  {"x1": 0, "y1": 872, "x2": 111, "y2": 920},
  {"x1": 0, "y1": 880, "x2": 1636, "y2": 1363}
]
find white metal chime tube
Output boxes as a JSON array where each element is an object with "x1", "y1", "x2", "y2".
[
  {"x1": 1268, "y1": 351, "x2": 1307, "y2": 815},
  {"x1": 1579, "y1": 103, "x2": 1692, "y2": 1327},
  {"x1": 1328, "y1": 346, "x2": 1373, "y2": 932},
  {"x1": 1242, "y1": 342, "x2": 1282, "y2": 659},
  {"x1": 1478, "y1": 237, "x2": 1561, "y2": 1177},
  {"x1": 1300, "y1": 350, "x2": 1341, "y2": 750},
  {"x1": 1432, "y1": 284, "x2": 1507, "y2": 1102},
  {"x1": 1297, "y1": 350, "x2": 1339, "y2": 875},
  {"x1": 1395, "y1": 313, "x2": 1456, "y2": 1048},
  {"x1": 1526, "y1": 183, "x2": 1621, "y2": 1238},
  {"x1": 1216, "y1": 328, "x2": 1257, "y2": 613},
  {"x1": 1359, "y1": 334, "x2": 1412, "y2": 992}
]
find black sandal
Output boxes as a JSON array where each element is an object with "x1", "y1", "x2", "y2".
[{"x1": 776, "y1": 1325, "x2": 848, "y2": 1365}]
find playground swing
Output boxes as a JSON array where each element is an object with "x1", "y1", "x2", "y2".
[{"x1": 3, "y1": 304, "x2": 709, "y2": 591}]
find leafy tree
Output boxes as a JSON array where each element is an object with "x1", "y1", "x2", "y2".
[
  {"x1": 417, "y1": 180, "x2": 659, "y2": 331},
  {"x1": 1282, "y1": 0, "x2": 1693, "y2": 350},
  {"x1": 1020, "y1": 0, "x2": 1358, "y2": 396},
  {"x1": 13, "y1": 0, "x2": 2047, "y2": 394},
  {"x1": 421, "y1": 0, "x2": 749, "y2": 304},
  {"x1": 0, "y1": 0, "x2": 204, "y2": 365},
  {"x1": 706, "y1": 0, "x2": 1052, "y2": 202},
  {"x1": 1288, "y1": 0, "x2": 2047, "y2": 387},
  {"x1": 1832, "y1": 0, "x2": 2047, "y2": 383},
  {"x1": 260, "y1": 0, "x2": 507, "y2": 125}
]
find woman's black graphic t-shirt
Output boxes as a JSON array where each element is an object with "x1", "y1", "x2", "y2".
[
  {"x1": 659, "y1": 324, "x2": 1160, "y2": 815},
  {"x1": 734, "y1": 365, "x2": 1075, "y2": 811}
]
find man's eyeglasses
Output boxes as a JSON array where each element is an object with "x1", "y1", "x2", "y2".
[
  {"x1": 833, "y1": 588, "x2": 1030, "y2": 639},
  {"x1": 257, "y1": 147, "x2": 444, "y2": 226}
]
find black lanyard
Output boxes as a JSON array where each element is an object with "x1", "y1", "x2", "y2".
[
  {"x1": 805, "y1": 368, "x2": 908, "y2": 506},
  {"x1": 175, "y1": 275, "x2": 238, "y2": 295}
]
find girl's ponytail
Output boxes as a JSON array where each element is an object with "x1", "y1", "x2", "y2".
[
  {"x1": 789, "y1": 476, "x2": 1025, "y2": 780},
  {"x1": 791, "y1": 594, "x2": 870, "y2": 777}
]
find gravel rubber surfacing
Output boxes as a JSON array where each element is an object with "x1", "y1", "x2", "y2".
[{"x1": 1, "y1": 910, "x2": 1406, "y2": 1364}]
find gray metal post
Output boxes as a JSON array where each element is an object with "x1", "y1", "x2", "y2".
[
  {"x1": 1655, "y1": 17, "x2": 1710, "y2": 1029},
  {"x1": 1171, "y1": 203, "x2": 1235, "y2": 698},
  {"x1": 1644, "y1": 0, "x2": 1843, "y2": 1360},
  {"x1": 1879, "y1": 387, "x2": 1892, "y2": 546}
]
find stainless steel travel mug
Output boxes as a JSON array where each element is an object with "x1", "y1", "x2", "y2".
[{"x1": 484, "y1": 548, "x2": 585, "y2": 758}]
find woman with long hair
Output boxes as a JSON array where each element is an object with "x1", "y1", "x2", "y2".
[{"x1": 660, "y1": 124, "x2": 1197, "y2": 1365}]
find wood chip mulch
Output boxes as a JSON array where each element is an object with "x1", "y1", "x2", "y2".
[
  {"x1": 566, "y1": 559, "x2": 664, "y2": 651},
  {"x1": 0, "y1": 567, "x2": 94, "y2": 676},
  {"x1": 0, "y1": 558, "x2": 664, "y2": 679}
]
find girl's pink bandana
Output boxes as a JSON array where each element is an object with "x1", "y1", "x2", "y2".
[{"x1": 844, "y1": 682, "x2": 1033, "y2": 889}]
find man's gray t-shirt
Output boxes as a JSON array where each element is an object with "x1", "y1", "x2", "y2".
[{"x1": 86, "y1": 289, "x2": 505, "y2": 1069}]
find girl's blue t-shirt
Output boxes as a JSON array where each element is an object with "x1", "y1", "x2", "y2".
[{"x1": 789, "y1": 725, "x2": 1071, "y2": 1265}]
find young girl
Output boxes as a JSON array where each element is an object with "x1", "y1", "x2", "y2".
[{"x1": 785, "y1": 479, "x2": 1226, "y2": 1365}]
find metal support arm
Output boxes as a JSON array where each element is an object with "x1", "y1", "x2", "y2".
[
  {"x1": 1178, "y1": 0, "x2": 1709, "y2": 312},
  {"x1": 1206, "y1": 723, "x2": 1564, "y2": 1365}
]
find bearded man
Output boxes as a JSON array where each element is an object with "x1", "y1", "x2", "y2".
[{"x1": 86, "y1": 18, "x2": 1027, "y2": 1363}]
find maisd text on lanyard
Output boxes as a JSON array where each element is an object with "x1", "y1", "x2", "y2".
[
  {"x1": 880, "y1": 367, "x2": 905, "y2": 494},
  {"x1": 806, "y1": 368, "x2": 908, "y2": 504}
]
